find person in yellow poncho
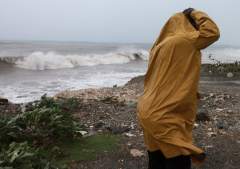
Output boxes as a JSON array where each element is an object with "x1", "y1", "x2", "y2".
[{"x1": 136, "y1": 8, "x2": 220, "y2": 169}]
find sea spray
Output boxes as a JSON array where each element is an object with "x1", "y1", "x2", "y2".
[{"x1": 1, "y1": 50, "x2": 150, "y2": 70}]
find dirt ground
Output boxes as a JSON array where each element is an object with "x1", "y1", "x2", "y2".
[
  {"x1": 66, "y1": 67, "x2": 240, "y2": 169},
  {"x1": 1, "y1": 66, "x2": 240, "y2": 169}
]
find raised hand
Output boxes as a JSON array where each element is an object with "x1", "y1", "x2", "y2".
[{"x1": 183, "y1": 8, "x2": 195, "y2": 18}]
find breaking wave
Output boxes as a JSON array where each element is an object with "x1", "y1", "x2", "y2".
[{"x1": 0, "y1": 50, "x2": 149, "y2": 70}]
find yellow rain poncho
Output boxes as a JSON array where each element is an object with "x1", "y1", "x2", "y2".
[{"x1": 137, "y1": 10, "x2": 220, "y2": 167}]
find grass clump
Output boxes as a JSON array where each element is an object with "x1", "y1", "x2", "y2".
[
  {"x1": 46, "y1": 133, "x2": 124, "y2": 164},
  {"x1": 208, "y1": 54, "x2": 240, "y2": 72}
]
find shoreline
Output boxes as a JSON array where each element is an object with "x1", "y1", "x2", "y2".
[
  {"x1": 1, "y1": 65, "x2": 240, "y2": 168},
  {"x1": 54, "y1": 64, "x2": 240, "y2": 105}
]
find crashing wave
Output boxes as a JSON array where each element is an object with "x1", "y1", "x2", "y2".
[{"x1": 0, "y1": 50, "x2": 149, "y2": 70}]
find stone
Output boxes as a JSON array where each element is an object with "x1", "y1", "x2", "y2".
[
  {"x1": 209, "y1": 93, "x2": 214, "y2": 97},
  {"x1": 196, "y1": 109, "x2": 210, "y2": 121},
  {"x1": 0, "y1": 98, "x2": 8, "y2": 103},
  {"x1": 227, "y1": 73, "x2": 233, "y2": 77},
  {"x1": 111, "y1": 127, "x2": 130, "y2": 134},
  {"x1": 21, "y1": 108, "x2": 26, "y2": 113},
  {"x1": 205, "y1": 145, "x2": 214, "y2": 148},
  {"x1": 20, "y1": 103, "x2": 27, "y2": 108},
  {"x1": 130, "y1": 149, "x2": 145, "y2": 157},
  {"x1": 215, "y1": 108, "x2": 223, "y2": 112},
  {"x1": 126, "y1": 133, "x2": 135, "y2": 137},
  {"x1": 207, "y1": 132, "x2": 217, "y2": 137},
  {"x1": 95, "y1": 122, "x2": 103, "y2": 128},
  {"x1": 193, "y1": 123, "x2": 199, "y2": 129}
]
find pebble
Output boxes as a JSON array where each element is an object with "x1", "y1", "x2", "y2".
[
  {"x1": 215, "y1": 108, "x2": 223, "y2": 112},
  {"x1": 227, "y1": 73, "x2": 233, "y2": 77},
  {"x1": 205, "y1": 145, "x2": 214, "y2": 148},
  {"x1": 209, "y1": 93, "x2": 214, "y2": 97},
  {"x1": 207, "y1": 132, "x2": 217, "y2": 137},
  {"x1": 193, "y1": 123, "x2": 199, "y2": 129}
]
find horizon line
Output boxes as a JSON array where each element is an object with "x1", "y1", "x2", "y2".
[{"x1": 0, "y1": 39, "x2": 238, "y2": 47}]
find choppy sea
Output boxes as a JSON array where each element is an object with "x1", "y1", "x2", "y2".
[{"x1": 0, "y1": 41, "x2": 239, "y2": 103}]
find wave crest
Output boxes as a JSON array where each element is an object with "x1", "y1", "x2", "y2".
[{"x1": 1, "y1": 50, "x2": 149, "y2": 70}]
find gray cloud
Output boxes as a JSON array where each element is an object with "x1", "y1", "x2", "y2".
[{"x1": 0, "y1": 0, "x2": 239, "y2": 45}]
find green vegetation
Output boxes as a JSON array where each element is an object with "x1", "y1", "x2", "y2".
[
  {"x1": 0, "y1": 94, "x2": 125, "y2": 168},
  {"x1": 0, "y1": 142, "x2": 66, "y2": 169},
  {"x1": 208, "y1": 54, "x2": 240, "y2": 72},
  {"x1": 36, "y1": 94, "x2": 80, "y2": 112},
  {"x1": 44, "y1": 133, "x2": 124, "y2": 164},
  {"x1": 0, "y1": 94, "x2": 86, "y2": 169}
]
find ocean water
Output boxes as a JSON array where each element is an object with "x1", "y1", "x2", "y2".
[{"x1": 0, "y1": 41, "x2": 239, "y2": 103}]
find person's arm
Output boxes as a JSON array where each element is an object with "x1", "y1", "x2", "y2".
[{"x1": 190, "y1": 10, "x2": 220, "y2": 50}]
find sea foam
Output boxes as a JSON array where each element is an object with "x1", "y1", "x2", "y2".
[{"x1": 1, "y1": 50, "x2": 149, "y2": 70}]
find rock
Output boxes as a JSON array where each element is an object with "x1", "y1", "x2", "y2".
[
  {"x1": 227, "y1": 110, "x2": 232, "y2": 114},
  {"x1": 0, "y1": 98, "x2": 8, "y2": 103},
  {"x1": 193, "y1": 123, "x2": 199, "y2": 129},
  {"x1": 215, "y1": 108, "x2": 223, "y2": 112},
  {"x1": 207, "y1": 132, "x2": 217, "y2": 137},
  {"x1": 130, "y1": 149, "x2": 145, "y2": 157},
  {"x1": 21, "y1": 108, "x2": 26, "y2": 113},
  {"x1": 237, "y1": 141, "x2": 240, "y2": 144},
  {"x1": 95, "y1": 122, "x2": 103, "y2": 128},
  {"x1": 205, "y1": 145, "x2": 214, "y2": 148},
  {"x1": 196, "y1": 109, "x2": 210, "y2": 121},
  {"x1": 111, "y1": 127, "x2": 130, "y2": 134},
  {"x1": 126, "y1": 133, "x2": 135, "y2": 137},
  {"x1": 20, "y1": 103, "x2": 27, "y2": 108},
  {"x1": 227, "y1": 73, "x2": 233, "y2": 77},
  {"x1": 209, "y1": 93, "x2": 214, "y2": 97}
]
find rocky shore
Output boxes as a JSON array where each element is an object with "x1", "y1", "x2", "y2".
[{"x1": 1, "y1": 66, "x2": 240, "y2": 169}]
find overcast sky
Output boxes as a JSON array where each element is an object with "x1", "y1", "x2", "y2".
[{"x1": 0, "y1": 0, "x2": 239, "y2": 45}]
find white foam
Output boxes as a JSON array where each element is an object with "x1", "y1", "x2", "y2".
[
  {"x1": 1, "y1": 71, "x2": 146, "y2": 103},
  {"x1": 1, "y1": 49, "x2": 150, "y2": 70}
]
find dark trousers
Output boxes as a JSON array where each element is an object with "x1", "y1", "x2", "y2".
[{"x1": 148, "y1": 150, "x2": 191, "y2": 169}]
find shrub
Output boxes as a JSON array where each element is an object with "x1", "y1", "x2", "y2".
[
  {"x1": 0, "y1": 141, "x2": 66, "y2": 169},
  {"x1": 0, "y1": 115, "x2": 23, "y2": 148},
  {"x1": 36, "y1": 94, "x2": 81, "y2": 112},
  {"x1": 20, "y1": 107, "x2": 86, "y2": 147},
  {"x1": 209, "y1": 54, "x2": 240, "y2": 72}
]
